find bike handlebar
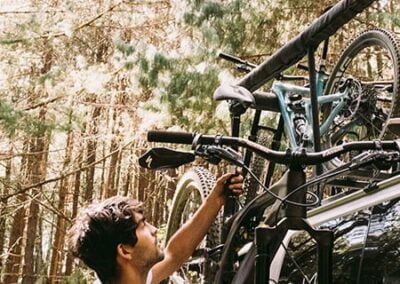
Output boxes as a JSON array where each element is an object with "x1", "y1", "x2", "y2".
[
  {"x1": 148, "y1": 130, "x2": 400, "y2": 165},
  {"x1": 147, "y1": 131, "x2": 195, "y2": 144}
]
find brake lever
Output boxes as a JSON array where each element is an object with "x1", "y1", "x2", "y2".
[
  {"x1": 349, "y1": 150, "x2": 400, "y2": 171},
  {"x1": 194, "y1": 145, "x2": 221, "y2": 164},
  {"x1": 205, "y1": 146, "x2": 244, "y2": 167}
]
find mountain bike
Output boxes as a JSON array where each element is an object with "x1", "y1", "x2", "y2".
[
  {"x1": 140, "y1": 0, "x2": 400, "y2": 282},
  {"x1": 140, "y1": 131, "x2": 400, "y2": 283}
]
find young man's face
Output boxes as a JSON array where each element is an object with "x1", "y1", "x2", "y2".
[{"x1": 131, "y1": 212, "x2": 164, "y2": 268}]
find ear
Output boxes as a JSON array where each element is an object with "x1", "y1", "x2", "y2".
[{"x1": 116, "y1": 244, "x2": 133, "y2": 261}]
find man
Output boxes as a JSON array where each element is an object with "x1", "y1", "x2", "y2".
[{"x1": 68, "y1": 172, "x2": 243, "y2": 284}]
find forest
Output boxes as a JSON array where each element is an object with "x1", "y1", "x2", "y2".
[{"x1": 0, "y1": 0, "x2": 399, "y2": 282}]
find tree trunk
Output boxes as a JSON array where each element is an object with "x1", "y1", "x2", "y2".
[
  {"x1": 0, "y1": 147, "x2": 12, "y2": 269},
  {"x1": 35, "y1": 210, "x2": 44, "y2": 279},
  {"x1": 154, "y1": 179, "x2": 162, "y2": 226},
  {"x1": 3, "y1": 203, "x2": 26, "y2": 283},
  {"x1": 22, "y1": 107, "x2": 49, "y2": 284},
  {"x1": 104, "y1": 88, "x2": 125, "y2": 198},
  {"x1": 115, "y1": 149, "x2": 123, "y2": 194},
  {"x1": 48, "y1": 132, "x2": 73, "y2": 283},
  {"x1": 65, "y1": 150, "x2": 83, "y2": 276},
  {"x1": 122, "y1": 149, "x2": 133, "y2": 196},
  {"x1": 100, "y1": 143, "x2": 106, "y2": 198},
  {"x1": 85, "y1": 104, "x2": 101, "y2": 202},
  {"x1": 104, "y1": 137, "x2": 120, "y2": 198},
  {"x1": 137, "y1": 167, "x2": 146, "y2": 202},
  {"x1": 146, "y1": 169, "x2": 156, "y2": 223},
  {"x1": 3, "y1": 140, "x2": 30, "y2": 284}
]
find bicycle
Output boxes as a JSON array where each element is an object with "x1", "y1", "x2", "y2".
[
  {"x1": 140, "y1": 131, "x2": 400, "y2": 283},
  {"x1": 140, "y1": 0, "x2": 400, "y2": 282}
]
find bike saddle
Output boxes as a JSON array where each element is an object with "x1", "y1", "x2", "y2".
[{"x1": 213, "y1": 84, "x2": 255, "y2": 106}]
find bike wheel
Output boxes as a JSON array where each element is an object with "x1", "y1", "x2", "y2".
[
  {"x1": 243, "y1": 134, "x2": 269, "y2": 205},
  {"x1": 165, "y1": 167, "x2": 220, "y2": 284},
  {"x1": 323, "y1": 28, "x2": 400, "y2": 167}
]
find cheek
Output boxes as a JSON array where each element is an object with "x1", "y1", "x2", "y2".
[
  {"x1": 135, "y1": 228, "x2": 153, "y2": 246},
  {"x1": 134, "y1": 229, "x2": 145, "y2": 246}
]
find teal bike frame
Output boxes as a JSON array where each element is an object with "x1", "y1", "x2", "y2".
[{"x1": 272, "y1": 73, "x2": 348, "y2": 150}]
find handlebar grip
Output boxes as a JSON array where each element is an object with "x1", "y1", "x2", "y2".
[{"x1": 147, "y1": 130, "x2": 195, "y2": 144}]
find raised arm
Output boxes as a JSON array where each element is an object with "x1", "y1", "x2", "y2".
[{"x1": 151, "y1": 173, "x2": 243, "y2": 283}]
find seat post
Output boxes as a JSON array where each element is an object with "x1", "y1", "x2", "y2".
[{"x1": 222, "y1": 103, "x2": 247, "y2": 241}]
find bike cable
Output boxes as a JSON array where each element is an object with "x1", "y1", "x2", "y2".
[{"x1": 242, "y1": 162, "x2": 320, "y2": 208}]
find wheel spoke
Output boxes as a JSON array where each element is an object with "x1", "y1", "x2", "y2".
[{"x1": 281, "y1": 242, "x2": 312, "y2": 283}]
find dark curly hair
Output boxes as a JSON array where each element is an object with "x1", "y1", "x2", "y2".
[{"x1": 68, "y1": 196, "x2": 143, "y2": 283}]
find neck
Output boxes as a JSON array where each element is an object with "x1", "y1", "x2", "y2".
[{"x1": 116, "y1": 265, "x2": 150, "y2": 284}]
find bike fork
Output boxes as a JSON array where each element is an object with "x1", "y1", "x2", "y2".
[{"x1": 254, "y1": 168, "x2": 334, "y2": 284}]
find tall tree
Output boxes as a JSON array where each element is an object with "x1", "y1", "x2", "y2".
[
  {"x1": 22, "y1": 107, "x2": 50, "y2": 284},
  {"x1": 84, "y1": 103, "x2": 101, "y2": 202},
  {"x1": 0, "y1": 145, "x2": 12, "y2": 269},
  {"x1": 48, "y1": 130, "x2": 74, "y2": 282},
  {"x1": 3, "y1": 141, "x2": 30, "y2": 284},
  {"x1": 65, "y1": 149, "x2": 83, "y2": 276}
]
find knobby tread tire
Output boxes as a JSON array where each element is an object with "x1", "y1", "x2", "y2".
[
  {"x1": 324, "y1": 28, "x2": 400, "y2": 137},
  {"x1": 243, "y1": 134, "x2": 270, "y2": 205},
  {"x1": 165, "y1": 167, "x2": 220, "y2": 283}
]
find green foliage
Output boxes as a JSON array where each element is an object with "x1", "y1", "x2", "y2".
[
  {"x1": 0, "y1": 101, "x2": 23, "y2": 136},
  {"x1": 139, "y1": 57, "x2": 149, "y2": 73},
  {"x1": 183, "y1": 0, "x2": 249, "y2": 53},
  {"x1": 116, "y1": 41, "x2": 135, "y2": 56},
  {"x1": 38, "y1": 72, "x2": 53, "y2": 84},
  {"x1": 371, "y1": 10, "x2": 400, "y2": 28},
  {"x1": 0, "y1": 99, "x2": 74, "y2": 137},
  {"x1": 162, "y1": 66, "x2": 223, "y2": 132},
  {"x1": 138, "y1": 53, "x2": 173, "y2": 88}
]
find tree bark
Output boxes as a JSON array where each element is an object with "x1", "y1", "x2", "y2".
[
  {"x1": 104, "y1": 85, "x2": 126, "y2": 198},
  {"x1": 3, "y1": 140, "x2": 30, "y2": 284},
  {"x1": 122, "y1": 149, "x2": 134, "y2": 196},
  {"x1": 0, "y1": 147, "x2": 12, "y2": 269},
  {"x1": 85, "y1": 103, "x2": 101, "y2": 202},
  {"x1": 22, "y1": 107, "x2": 49, "y2": 284},
  {"x1": 65, "y1": 150, "x2": 83, "y2": 276},
  {"x1": 104, "y1": 137, "x2": 120, "y2": 198},
  {"x1": 48, "y1": 131, "x2": 73, "y2": 282}
]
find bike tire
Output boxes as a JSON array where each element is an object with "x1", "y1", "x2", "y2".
[
  {"x1": 323, "y1": 28, "x2": 400, "y2": 170},
  {"x1": 165, "y1": 167, "x2": 220, "y2": 284},
  {"x1": 243, "y1": 134, "x2": 269, "y2": 205}
]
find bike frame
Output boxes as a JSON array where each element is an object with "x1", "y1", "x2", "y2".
[{"x1": 271, "y1": 78, "x2": 350, "y2": 150}]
